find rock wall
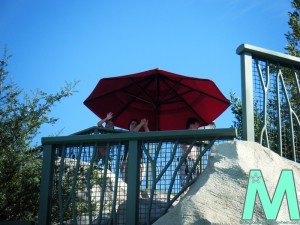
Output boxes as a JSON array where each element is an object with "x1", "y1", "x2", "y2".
[{"x1": 153, "y1": 140, "x2": 300, "y2": 225}]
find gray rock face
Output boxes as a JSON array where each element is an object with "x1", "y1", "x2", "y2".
[{"x1": 153, "y1": 140, "x2": 300, "y2": 225}]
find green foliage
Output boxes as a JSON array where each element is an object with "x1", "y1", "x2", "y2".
[
  {"x1": 285, "y1": 0, "x2": 300, "y2": 56},
  {"x1": 283, "y1": 1, "x2": 300, "y2": 160},
  {"x1": 0, "y1": 49, "x2": 78, "y2": 221},
  {"x1": 229, "y1": 91, "x2": 263, "y2": 141},
  {"x1": 0, "y1": 148, "x2": 42, "y2": 220},
  {"x1": 229, "y1": 91, "x2": 242, "y2": 139},
  {"x1": 51, "y1": 160, "x2": 99, "y2": 223}
]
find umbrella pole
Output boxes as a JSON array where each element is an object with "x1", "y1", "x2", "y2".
[{"x1": 155, "y1": 107, "x2": 159, "y2": 131}]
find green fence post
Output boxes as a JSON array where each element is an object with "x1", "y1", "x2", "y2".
[
  {"x1": 38, "y1": 144, "x2": 55, "y2": 225},
  {"x1": 126, "y1": 140, "x2": 141, "y2": 225},
  {"x1": 237, "y1": 45, "x2": 255, "y2": 142}
]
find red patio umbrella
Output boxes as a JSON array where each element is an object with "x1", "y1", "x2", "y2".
[{"x1": 84, "y1": 68, "x2": 230, "y2": 131}]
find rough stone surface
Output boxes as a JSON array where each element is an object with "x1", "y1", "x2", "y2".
[{"x1": 153, "y1": 140, "x2": 300, "y2": 225}]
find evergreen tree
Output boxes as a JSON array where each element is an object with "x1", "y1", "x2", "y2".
[
  {"x1": 0, "y1": 49, "x2": 78, "y2": 221},
  {"x1": 285, "y1": 0, "x2": 300, "y2": 57}
]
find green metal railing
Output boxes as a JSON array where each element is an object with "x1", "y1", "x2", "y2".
[
  {"x1": 237, "y1": 44, "x2": 300, "y2": 162},
  {"x1": 38, "y1": 127, "x2": 236, "y2": 225}
]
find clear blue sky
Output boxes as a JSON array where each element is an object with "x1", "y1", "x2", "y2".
[{"x1": 0, "y1": 0, "x2": 292, "y2": 145}]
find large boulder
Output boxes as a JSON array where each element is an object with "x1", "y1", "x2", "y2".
[{"x1": 154, "y1": 140, "x2": 300, "y2": 225}]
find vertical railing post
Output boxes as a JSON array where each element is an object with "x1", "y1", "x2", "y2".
[
  {"x1": 126, "y1": 140, "x2": 141, "y2": 225},
  {"x1": 146, "y1": 143, "x2": 152, "y2": 190},
  {"x1": 240, "y1": 51, "x2": 255, "y2": 142},
  {"x1": 38, "y1": 144, "x2": 55, "y2": 225}
]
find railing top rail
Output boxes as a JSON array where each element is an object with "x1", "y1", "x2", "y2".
[
  {"x1": 236, "y1": 43, "x2": 300, "y2": 68},
  {"x1": 42, "y1": 128, "x2": 237, "y2": 145},
  {"x1": 70, "y1": 126, "x2": 128, "y2": 135}
]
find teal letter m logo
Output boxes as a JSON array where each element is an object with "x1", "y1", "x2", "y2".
[{"x1": 242, "y1": 169, "x2": 300, "y2": 220}]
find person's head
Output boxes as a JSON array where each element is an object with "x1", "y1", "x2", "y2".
[
  {"x1": 105, "y1": 120, "x2": 114, "y2": 129},
  {"x1": 186, "y1": 117, "x2": 200, "y2": 130},
  {"x1": 128, "y1": 119, "x2": 139, "y2": 131}
]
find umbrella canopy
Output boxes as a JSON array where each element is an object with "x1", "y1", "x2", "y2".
[{"x1": 84, "y1": 68, "x2": 230, "y2": 131}]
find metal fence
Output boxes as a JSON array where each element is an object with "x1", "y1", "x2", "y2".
[
  {"x1": 237, "y1": 44, "x2": 300, "y2": 162},
  {"x1": 38, "y1": 127, "x2": 236, "y2": 225}
]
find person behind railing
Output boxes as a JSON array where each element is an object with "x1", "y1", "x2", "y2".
[
  {"x1": 97, "y1": 112, "x2": 114, "y2": 129},
  {"x1": 120, "y1": 118, "x2": 150, "y2": 183},
  {"x1": 179, "y1": 117, "x2": 201, "y2": 187},
  {"x1": 95, "y1": 112, "x2": 114, "y2": 169},
  {"x1": 198, "y1": 121, "x2": 216, "y2": 144},
  {"x1": 179, "y1": 118, "x2": 216, "y2": 187}
]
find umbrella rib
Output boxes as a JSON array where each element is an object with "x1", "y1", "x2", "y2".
[
  {"x1": 158, "y1": 77, "x2": 183, "y2": 103},
  {"x1": 161, "y1": 77, "x2": 230, "y2": 105},
  {"x1": 122, "y1": 90, "x2": 154, "y2": 105},
  {"x1": 84, "y1": 77, "x2": 152, "y2": 103},
  {"x1": 158, "y1": 77, "x2": 209, "y2": 124},
  {"x1": 112, "y1": 77, "x2": 156, "y2": 120},
  {"x1": 124, "y1": 78, "x2": 155, "y2": 107},
  {"x1": 158, "y1": 79, "x2": 214, "y2": 123}
]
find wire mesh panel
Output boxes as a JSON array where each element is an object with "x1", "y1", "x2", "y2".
[
  {"x1": 50, "y1": 142, "x2": 128, "y2": 225},
  {"x1": 50, "y1": 142, "x2": 212, "y2": 224},
  {"x1": 237, "y1": 44, "x2": 300, "y2": 163},
  {"x1": 137, "y1": 139, "x2": 213, "y2": 223},
  {"x1": 251, "y1": 58, "x2": 300, "y2": 162},
  {"x1": 39, "y1": 128, "x2": 236, "y2": 225}
]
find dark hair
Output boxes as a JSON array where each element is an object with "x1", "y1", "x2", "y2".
[
  {"x1": 186, "y1": 117, "x2": 200, "y2": 129},
  {"x1": 128, "y1": 119, "x2": 139, "y2": 130},
  {"x1": 105, "y1": 119, "x2": 114, "y2": 128}
]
